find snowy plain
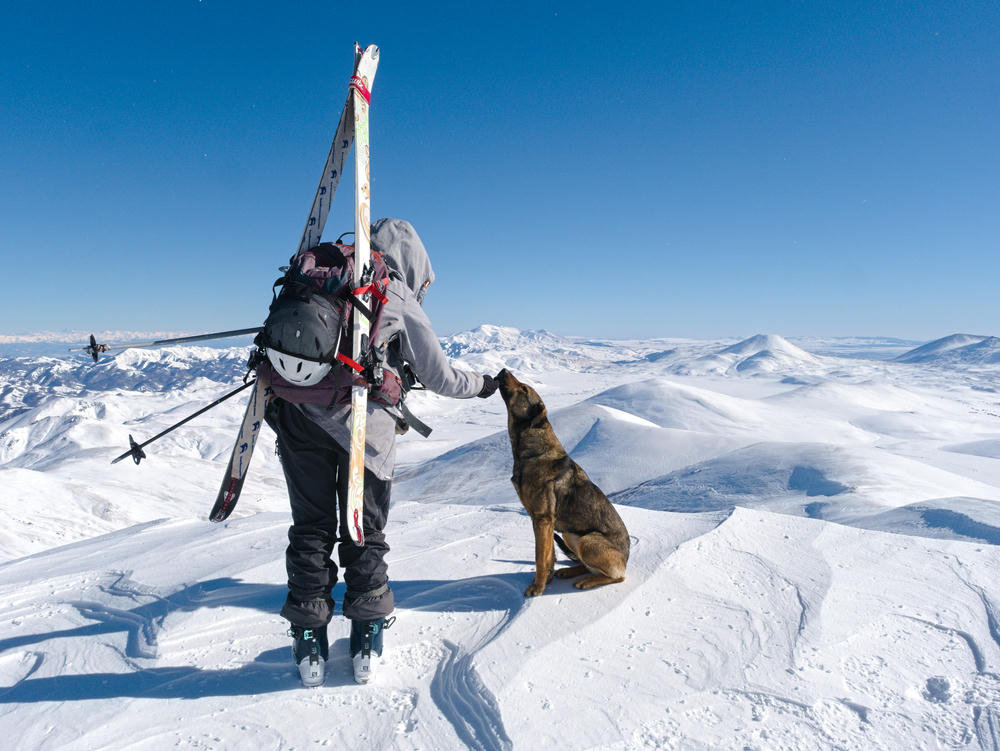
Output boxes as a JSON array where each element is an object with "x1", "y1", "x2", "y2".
[{"x1": 1, "y1": 326, "x2": 1000, "y2": 750}]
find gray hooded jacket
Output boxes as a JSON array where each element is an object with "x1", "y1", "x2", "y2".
[{"x1": 297, "y1": 218, "x2": 484, "y2": 480}]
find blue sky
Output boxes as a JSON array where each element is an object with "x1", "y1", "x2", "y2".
[{"x1": 2, "y1": 1, "x2": 997, "y2": 340}]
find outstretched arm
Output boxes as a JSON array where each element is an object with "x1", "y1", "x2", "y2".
[{"x1": 399, "y1": 298, "x2": 485, "y2": 399}]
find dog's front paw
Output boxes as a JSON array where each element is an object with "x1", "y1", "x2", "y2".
[{"x1": 524, "y1": 582, "x2": 546, "y2": 597}]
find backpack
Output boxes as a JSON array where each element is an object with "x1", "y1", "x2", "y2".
[{"x1": 256, "y1": 241, "x2": 403, "y2": 408}]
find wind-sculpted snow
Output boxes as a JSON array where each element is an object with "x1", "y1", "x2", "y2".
[
  {"x1": 394, "y1": 401, "x2": 744, "y2": 502},
  {"x1": 586, "y1": 378, "x2": 768, "y2": 432},
  {"x1": 6, "y1": 502, "x2": 998, "y2": 749}
]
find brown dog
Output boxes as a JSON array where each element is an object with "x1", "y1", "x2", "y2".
[{"x1": 497, "y1": 369, "x2": 630, "y2": 596}]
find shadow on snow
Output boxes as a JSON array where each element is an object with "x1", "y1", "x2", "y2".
[{"x1": 0, "y1": 571, "x2": 528, "y2": 703}]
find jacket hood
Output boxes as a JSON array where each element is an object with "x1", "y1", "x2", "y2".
[{"x1": 370, "y1": 218, "x2": 434, "y2": 305}]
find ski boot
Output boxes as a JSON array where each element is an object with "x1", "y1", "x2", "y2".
[
  {"x1": 350, "y1": 616, "x2": 395, "y2": 684},
  {"x1": 289, "y1": 625, "x2": 329, "y2": 688}
]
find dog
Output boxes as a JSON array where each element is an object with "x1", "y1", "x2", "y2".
[{"x1": 496, "y1": 369, "x2": 630, "y2": 597}]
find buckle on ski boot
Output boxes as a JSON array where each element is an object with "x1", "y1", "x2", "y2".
[
  {"x1": 289, "y1": 625, "x2": 329, "y2": 688},
  {"x1": 350, "y1": 616, "x2": 395, "y2": 684}
]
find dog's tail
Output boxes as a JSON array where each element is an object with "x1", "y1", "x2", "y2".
[{"x1": 553, "y1": 533, "x2": 579, "y2": 562}]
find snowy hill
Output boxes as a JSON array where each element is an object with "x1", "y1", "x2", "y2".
[
  {"x1": 670, "y1": 333, "x2": 825, "y2": 377},
  {"x1": 896, "y1": 333, "x2": 1000, "y2": 365},
  {"x1": 3, "y1": 329, "x2": 1000, "y2": 748}
]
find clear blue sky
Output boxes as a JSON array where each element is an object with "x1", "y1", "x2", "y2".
[{"x1": 2, "y1": 1, "x2": 997, "y2": 340}]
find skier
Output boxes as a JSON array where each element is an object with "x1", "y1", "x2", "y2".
[{"x1": 264, "y1": 218, "x2": 498, "y2": 685}]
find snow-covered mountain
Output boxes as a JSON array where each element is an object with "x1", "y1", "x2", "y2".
[
  {"x1": 897, "y1": 333, "x2": 1000, "y2": 365},
  {"x1": 0, "y1": 346, "x2": 250, "y2": 423},
  {"x1": 2, "y1": 328, "x2": 1000, "y2": 749},
  {"x1": 667, "y1": 333, "x2": 826, "y2": 377},
  {"x1": 438, "y1": 324, "x2": 675, "y2": 374}
]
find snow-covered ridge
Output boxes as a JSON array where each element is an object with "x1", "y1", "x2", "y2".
[
  {"x1": 672, "y1": 332, "x2": 823, "y2": 376},
  {"x1": 896, "y1": 333, "x2": 1000, "y2": 365},
  {"x1": 440, "y1": 328, "x2": 843, "y2": 378},
  {"x1": 0, "y1": 345, "x2": 250, "y2": 423},
  {"x1": 438, "y1": 324, "x2": 655, "y2": 373}
]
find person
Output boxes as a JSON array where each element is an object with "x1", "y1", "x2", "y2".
[{"x1": 263, "y1": 218, "x2": 498, "y2": 686}]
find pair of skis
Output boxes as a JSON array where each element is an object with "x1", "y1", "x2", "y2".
[{"x1": 209, "y1": 43, "x2": 380, "y2": 548}]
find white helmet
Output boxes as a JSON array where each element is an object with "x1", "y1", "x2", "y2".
[
  {"x1": 265, "y1": 348, "x2": 332, "y2": 385},
  {"x1": 262, "y1": 292, "x2": 341, "y2": 386}
]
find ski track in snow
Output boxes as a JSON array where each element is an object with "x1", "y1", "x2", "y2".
[{"x1": 431, "y1": 632, "x2": 515, "y2": 751}]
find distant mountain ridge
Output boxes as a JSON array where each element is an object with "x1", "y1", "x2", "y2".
[
  {"x1": 0, "y1": 329, "x2": 197, "y2": 345},
  {"x1": 896, "y1": 334, "x2": 1000, "y2": 364},
  {"x1": 438, "y1": 324, "x2": 662, "y2": 373},
  {"x1": 4, "y1": 328, "x2": 996, "y2": 426},
  {"x1": 0, "y1": 346, "x2": 249, "y2": 422}
]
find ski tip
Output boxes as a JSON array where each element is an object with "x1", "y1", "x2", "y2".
[
  {"x1": 208, "y1": 503, "x2": 231, "y2": 523},
  {"x1": 209, "y1": 479, "x2": 241, "y2": 522},
  {"x1": 354, "y1": 42, "x2": 378, "y2": 61}
]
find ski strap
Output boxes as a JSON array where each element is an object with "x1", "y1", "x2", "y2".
[
  {"x1": 349, "y1": 75, "x2": 371, "y2": 104},
  {"x1": 398, "y1": 400, "x2": 433, "y2": 438},
  {"x1": 352, "y1": 276, "x2": 390, "y2": 305},
  {"x1": 336, "y1": 352, "x2": 365, "y2": 373}
]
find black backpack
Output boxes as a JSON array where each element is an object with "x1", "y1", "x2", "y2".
[{"x1": 257, "y1": 241, "x2": 402, "y2": 407}]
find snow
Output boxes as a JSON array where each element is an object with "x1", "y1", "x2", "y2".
[
  {"x1": 2, "y1": 330, "x2": 1000, "y2": 749},
  {"x1": 897, "y1": 334, "x2": 1000, "y2": 365}
]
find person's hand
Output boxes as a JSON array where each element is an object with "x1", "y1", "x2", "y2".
[{"x1": 477, "y1": 374, "x2": 498, "y2": 398}]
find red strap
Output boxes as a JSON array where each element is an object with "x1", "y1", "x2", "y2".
[
  {"x1": 352, "y1": 276, "x2": 390, "y2": 305},
  {"x1": 336, "y1": 352, "x2": 364, "y2": 373},
  {"x1": 350, "y1": 75, "x2": 371, "y2": 104}
]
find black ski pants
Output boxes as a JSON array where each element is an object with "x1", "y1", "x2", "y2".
[{"x1": 266, "y1": 398, "x2": 395, "y2": 628}]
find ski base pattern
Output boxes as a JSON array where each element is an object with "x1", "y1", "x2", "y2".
[{"x1": 209, "y1": 376, "x2": 273, "y2": 522}]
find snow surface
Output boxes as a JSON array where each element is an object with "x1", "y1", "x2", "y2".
[{"x1": 2, "y1": 330, "x2": 1000, "y2": 749}]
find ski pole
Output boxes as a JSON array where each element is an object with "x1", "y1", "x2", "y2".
[
  {"x1": 111, "y1": 379, "x2": 257, "y2": 465},
  {"x1": 73, "y1": 328, "x2": 263, "y2": 362}
]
